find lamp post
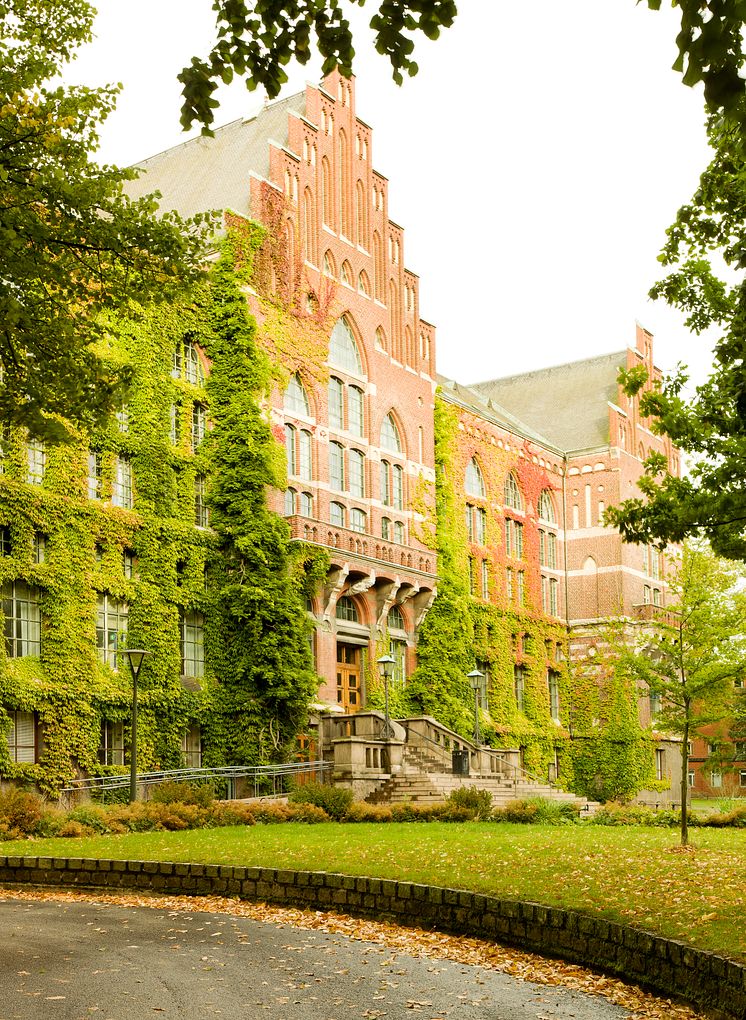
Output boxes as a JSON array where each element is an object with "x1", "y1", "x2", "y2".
[
  {"x1": 467, "y1": 668, "x2": 485, "y2": 747},
  {"x1": 124, "y1": 648, "x2": 150, "y2": 803},
  {"x1": 377, "y1": 654, "x2": 396, "y2": 764}
]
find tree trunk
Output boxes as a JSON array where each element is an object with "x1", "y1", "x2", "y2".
[{"x1": 681, "y1": 716, "x2": 689, "y2": 847}]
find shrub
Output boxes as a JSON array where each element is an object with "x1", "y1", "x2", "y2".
[
  {"x1": 445, "y1": 786, "x2": 493, "y2": 820},
  {"x1": 57, "y1": 819, "x2": 93, "y2": 838},
  {"x1": 343, "y1": 802, "x2": 394, "y2": 823},
  {"x1": 701, "y1": 805, "x2": 746, "y2": 828},
  {"x1": 149, "y1": 781, "x2": 215, "y2": 807},
  {"x1": 289, "y1": 782, "x2": 353, "y2": 821},
  {"x1": 208, "y1": 801, "x2": 257, "y2": 827},
  {"x1": 68, "y1": 805, "x2": 112, "y2": 834},
  {"x1": 492, "y1": 797, "x2": 579, "y2": 825},
  {"x1": 591, "y1": 802, "x2": 659, "y2": 826},
  {"x1": 389, "y1": 802, "x2": 444, "y2": 823},
  {"x1": 0, "y1": 788, "x2": 46, "y2": 837}
]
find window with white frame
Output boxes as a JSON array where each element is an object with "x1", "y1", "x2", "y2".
[
  {"x1": 191, "y1": 403, "x2": 206, "y2": 451},
  {"x1": 182, "y1": 723, "x2": 202, "y2": 767},
  {"x1": 349, "y1": 449, "x2": 365, "y2": 498},
  {"x1": 348, "y1": 386, "x2": 364, "y2": 436},
  {"x1": 480, "y1": 559, "x2": 489, "y2": 599},
  {"x1": 710, "y1": 771, "x2": 723, "y2": 788},
  {"x1": 329, "y1": 442, "x2": 344, "y2": 491},
  {"x1": 194, "y1": 475, "x2": 209, "y2": 528},
  {"x1": 181, "y1": 610, "x2": 205, "y2": 678},
  {"x1": 517, "y1": 570, "x2": 525, "y2": 605},
  {"x1": 112, "y1": 456, "x2": 133, "y2": 509},
  {"x1": 539, "y1": 529, "x2": 557, "y2": 568},
  {"x1": 391, "y1": 638, "x2": 407, "y2": 683},
  {"x1": 299, "y1": 492, "x2": 313, "y2": 517},
  {"x1": 284, "y1": 374, "x2": 310, "y2": 417},
  {"x1": 506, "y1": 567, "x2": 514, "y2": 602},
  {"x1": 380, "y1": 414, "x2": 402, "y2": 453},
  {"x1": 284, "y1": 488, "x2": 296, "y2": 516},
  {"x1": 547, "y1": 670, "x2": 560, "y2": 720},
  {"x1": 350, "y1": 508, "x2": 366, "y2": 533},
  {"x1": 169, "y1": 404, "x2": 180, "y2": 446},
  {"x1": 514, "y1": 665, "x2": 525, "y2": 712},
  {"x1": 285, "y1": 424, "x2": 297, "y2": 475},
  {"x1": 0, "y1": 526, "x2": 10, "y2": 556},
  {"x1": 33, "y1": 533, "x2": 46, "y2": 564},
  {"x1": 505, "y1": 518, "x2": 524, "y2": 558},
  {"x1": 330, "y1": 502, "x2": 345, "y2": 527},
  {"x1": 116, "y1": 407, "x2": 129, "y2": 433},
  {"x1": 393, "y1": 521, "x2": 405, "y2": 544},
  {"x1": 465, "y1": 458, "x2": 485, "y2": 498},
  {"x1": 381, "y1": 516, "x2": 391, "y2": 540},
  {"x1": 298, "y1": 430, "x2": 312, "y2": 480},
  {"x1": 99, "y1": 720, "x2": 125, "y2": 765},
  {"x1": 3, "y1": 582, "x2": 41, "y2": 657},
  {"x1": 96, "y1": 594, "x2": 128, "y2": 669},
  {"x1": 392, "y1": 464, "x2": 404, "y2": 509},
  {"x1": 122, "y1": 549, "x2": 135, "y2": 579},
  {"x1": 183, "y1": 339, "x2": 203, "y2": 385},
  {"x1": 504, "y1": 473, "x2": 523, "y2": 511},
  {"x1": 7, "y1": 709, "x2": 36, "y2": 762},
  {"x1": 328, "y1": 317, "x2": 363, "y2": 375},
  {"x1": 27, "y1": 439, "x2": 45, "y2": 485},
  {"x1": 538, "y1": 489, "x2": 555, "y2": 523},
  {"x1": 328, "y1": 377, "x2": 344, "y2": 429}
]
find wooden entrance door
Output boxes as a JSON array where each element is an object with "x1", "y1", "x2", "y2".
[{"x1": 336, "y1": 643, "x2": 361, "y2": 712}]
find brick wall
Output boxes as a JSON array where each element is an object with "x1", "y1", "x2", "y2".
[{"x1": 0, "y1": 856, "x2": 742, "y2": 1018}]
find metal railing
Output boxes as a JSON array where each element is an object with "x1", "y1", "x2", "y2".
[{"x1": 59, "y1": 760, "x2": 332, "y2": 805}]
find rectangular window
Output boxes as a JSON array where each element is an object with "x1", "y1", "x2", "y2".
[
  {"x1": 547, "y1": 532, "x2": 557, "y2": 569},
  {"x1": 328, "y1": 378, "x2": 344, "y2": 430},
  {"x1": 169, "y1": 404, "x2": 180, "y2": 445},
  {"x1": 182, "y1": 610, "x2": 205, "y2": 678},
  {"x1": 480, "y1": 559, "x2": 489, "y2": 599},
  {"x1": 539, "y1": 529, "x2": 546, "y2": 565},
  {"x1": 740, "y1": 770, "x2": 746, "y2": 788},
  {"x1": 123, "y1": 549, "x2": 135, "y2": 579},
  {"x1": 194, "y1": 475, "x2": 209, "y2": 528},
  {"x1": 349, "y1": 450, "x2": 365, "y2": 498},
  {"x1": 548, "y1": 670, "x2": 560, "y2": 720},
  {"x1": 171, "y1": 347, "x2": 182, "y2": 379},
  {"x1": 393, "y1": 521, "x2": 405, "y2": 544},
  {"x1": 285, "y1": 424, "x2": 297, "y2": 475},
  {"x1": 299, "y1": 492, "x2": 313, "y2": 517},
  {"x1": 112, "y1": 456, "x2": 133, "y2": 509},
  {"x1": 391, "y1": 638, "x2": 407, "y2": 684},
  {"x1": 27, "y1": 439, "x2": 45, "y2": 485},
  {"x1": 88, "y1": 452, "x2": 103, "y2": 499},
  {"x1": 184, "y1": 340, "x2": 203, "y2": 385},
  {"x1": 0, "y1": 526, "x2": 11, "y2": 556},
  {"x1": 299, "y1": 430, "x2": 312, "y2": 480},
  {"x1": 688, "y1": 770, "x2": 695, "y2": 787},
  {"x1": 649, "y1": 690, "x2": 661, "y2": 719},
  {"x1": 643, "y1": 585, "x2": 651, "y2": 605},
  {"x1": 381, "y1": 517, "x2": 391, "y2": 540},
  {"x1": 350, "y1": 508, "x2": 366, "y2": 533},
  {"x1": 329, "y1": 443, "x2": 344, "y2": 491},
  {"x1": 710, "y1": 771, "x2": 723, "y2": 788},
  {"x1": 514, "y1": 665, "x2": 525, "y2": 712},
  {"x1": 32, "y1": 533, "x2": 46, "y2": 564},
  {"x1": 475, "y1": 507, "x2": 486, "y2": 545},
  {"x1": 506, "y1": 567, "x2": 514, "y2": 602},
  {"x1": 465, "y1": 505, "x2": 473, "y2": 541},
  {"x1": 191, "y1": 403, "x2": 206, "y2": 451},
  {"x1": 7, "y1": 710, "x2": 36, "y2": 763},
  {"x1": 116, "y1": 407, "x2": 129, "y2": 433},
  {"x1": 514, "y1": 521, "x2": 523, "y2": 558},
  {"x1": 182, "y1": 723, "x2": 202, "y2": 768},
  {"x1": 348, "y1": 386, "x2": 364, "y2": 436},
  {"x1": 392, "y1": 465, "x2": 404, "y2": 510},
  {"x1": 330, "y1": 502, "x2": 345, "y2": 527},
  {"x1": 96, "y1": 595, "x2": 128, "y2": 669},
  {"x1": 549, "y1": 578, "x2": 558, "y2": 616},
  {"x1": 99, "y1": 720, "x2": 126, "y2": 766},
  {"x1": 3, "y1": 582, "x2": 41, "y2": 657},
  {"x1": 656, "y1": 748, "x2": 665, "y2": 782},
  {"x1": 505, "y1": 518, "x2": 512, "y2": 557},
  {"x1": 652, "y1": 588, "x2": 661, "y2": 606},
  {"x1": 517, "y1": 570, "x2": 525, "y2": 605},
  {"x1": 468, "y1": 556, "x2": 476, "y2": 595}
]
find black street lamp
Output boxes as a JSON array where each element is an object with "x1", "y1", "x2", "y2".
[
  {"x1": 467, "y1": 668, "x2": 485, "y2": 747},
  {"x1": 124, "y1": 648, "x2": 150, "y2": 803},
  {"x1": 377, "y1": 653, "x2": 396, "y2": 743}
]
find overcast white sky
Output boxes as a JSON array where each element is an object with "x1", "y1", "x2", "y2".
[{"x1": 66, "y1": 0, "x2": 715, "y2": 389}]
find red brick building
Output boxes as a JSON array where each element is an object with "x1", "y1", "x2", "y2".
[{"x1": 128, "y1": 72, "x2": 683, "y2": 792}]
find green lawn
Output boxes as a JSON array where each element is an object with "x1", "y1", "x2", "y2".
[{"x1": 2, "y1": 823, "x2": 745, "y2": 959}]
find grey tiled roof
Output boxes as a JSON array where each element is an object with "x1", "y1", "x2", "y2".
[
  {"x1": 123, "y1": 92, "x2": 307, "y2": 219},
  {"x1": 468, "y1": 351, "x2": 625, "y2": 453}
]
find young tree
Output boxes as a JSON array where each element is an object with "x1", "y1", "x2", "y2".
[
  {"x1": 624, "y1": 544, "x2": 746, "y2": 846},
  {"x1": 0, "y1": 0, "x2": 210, "y2": 440}
]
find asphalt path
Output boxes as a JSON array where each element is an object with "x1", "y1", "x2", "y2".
[{"x1": 0, "y1": 897, "x2": 633, "y2": 1020}]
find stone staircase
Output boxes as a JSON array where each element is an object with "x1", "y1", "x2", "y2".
[{"x1": 366, "y1": 744, "x2": 595, "y2": 812}]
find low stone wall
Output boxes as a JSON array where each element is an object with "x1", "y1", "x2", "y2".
[{"x1": 0, "y1": 855, "x2": 742, "y2": 1019}]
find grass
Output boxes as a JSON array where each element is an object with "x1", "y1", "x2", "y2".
[{"x1": 1, "y1": 823, "x2": 745, "y2": 960}]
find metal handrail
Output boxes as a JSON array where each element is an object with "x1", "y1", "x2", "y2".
[{"x1": 60, "y1": 760, "x2": 332, "y2": 801}]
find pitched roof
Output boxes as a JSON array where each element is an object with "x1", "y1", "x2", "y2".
[
  {"x1": 123, "y1": 92, "x2": 307, "y2": 219},
  {"x1": 468, "y1": 351, "x2": 625, "y2": 453}
]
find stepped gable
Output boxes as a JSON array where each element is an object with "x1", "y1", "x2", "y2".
[{"x1": 469, "y1": 350, "x2": 626, "y2": 454}]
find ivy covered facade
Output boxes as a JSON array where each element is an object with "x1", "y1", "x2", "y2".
[{"x1": 0, "y1": 73, "x2": 681, "y2": 801}]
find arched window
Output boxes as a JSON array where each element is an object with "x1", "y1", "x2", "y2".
[
  {"x1": 338, "y1": 129, "x2": 350, "y2": 236},
  {"x1": 350, "y1": 508, "x2": 366, "y2": 533},
  {"x1": 538, "y1": 489, "x2": 555, "y2": 523},
  {"x1": 504, "y1": 472, "x2": 523, "y2": 511},
  {"x1": 465, "y1": 458, "x2": 485, "y2": 499},
  {"x1": 328, "y1": 317, "x2": 363, "y2": 375},
  {"x1": 380, "y1": 413, "x2": 402, "y2": 453},
  {"x1": 336, "y1": 596, "x2": 358, "y2": 622},
  {"x1": 284, "y1": 374, "x2": 310, "y2": 417},
  {"x1": 405, "y1": 325, "x2": 413, "y2": 365},
  {"x1": 373, "y1": 232, "x2": 384, "y2": 301},
  {"x1": 358, "y1": 271, "x2": 370, "y2": 296},
  {"x1": 284, "y1": 489, "x2": 296, "y2": 515},
  {"x1": 389, "y1": 281, "x2": 400, "y2": 359},
  {"x1": 330, "y1": 501, "x2": 345, "y2": 527},
  {"x1": 375, "y1": 327, "x2": 387, "y2": 352},
  {"x1": 323, "y1": 250, "x2": 336, "y2": 277},
  {"x1": 388, "y1": 605, "x2": 404, "y2": 630},
  {"x1": 285, "y1": 424, "x2": 297, "y2": 475},
  {"x1": 393, "y1": 521, "x2": 405, "y2": 544},
  {"x1": 341, "y1": 260, "x2": 353, "y2": 287},
  {"x1": 381, "y1": 517, "x2": 391, "y2": 540},
  {"x1": 299, "y1": 492, "x2": 313, "y2": 517}
]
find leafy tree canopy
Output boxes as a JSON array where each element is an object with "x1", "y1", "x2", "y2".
[
  {"x1": 0, "y1": 0, "x2": 212, "y2": 440},
  {"x1": 606, "y1": 116, "x2": 746, "y2": 559},
  {"x1": 623, "y1": 543, "x2": 746, "y2": 843},
  {"x1": 178, "y1": 0, "x2": 746, "y2": 132}
]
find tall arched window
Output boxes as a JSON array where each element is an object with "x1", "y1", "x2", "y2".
[
  {"x1": 405, "y1": 325, "x2": 414, "y2": 366},
  {"x1": 328, "y1": 317, "x2": 363, "y2": 375},
  {"x1": 389, "y1": 281, "x2": 400, "y2": 360},
  {"x1": 538, "y1": 489, "x2": 555, "y2": 523},
  {"x1": 465, "y1": 458, "x2": 485, "y2": 499},
  {"x1": 338, "y1": 130, "x2": 350, "y2": 236},
  {"x1": 284, "y1": 374, "x2": 310, "y2": 417},
  {"x1": 504, "y1": 473, "x2": 523, "y2": 511},
  {"x1": 380, "y1": 413, "x2": 402, "y2": 453}
]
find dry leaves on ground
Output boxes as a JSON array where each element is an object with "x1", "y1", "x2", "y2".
[{"x1": 0, "y1": 886, "x2": 704, "y2": 1020}]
